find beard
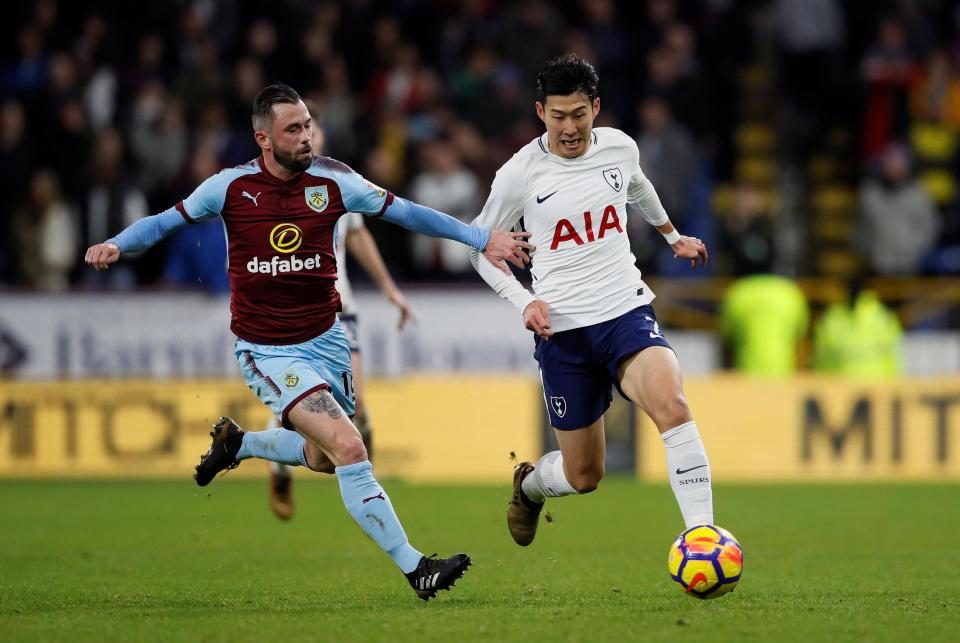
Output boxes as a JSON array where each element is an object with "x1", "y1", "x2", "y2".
[{"x1": 272, "y1": 145, "x2": 311, "y2": 173}]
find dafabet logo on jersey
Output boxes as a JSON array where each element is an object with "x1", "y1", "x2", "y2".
[
  {"x1": 305, "y1": 186, "x2": 329, "y2": 213},
  {"x1": 247, "y1": 223, "x2": 323, "y2": 276},
  {"x1": 269, "y1": 223, "x2": 303, "y2": 253}
]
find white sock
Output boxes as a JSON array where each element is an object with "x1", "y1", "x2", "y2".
[
  {"x1": 661, "y1": 421, "x2": 714, "y2": 528},
  {"x1": 521, "y1": 450, "x2": 577, "y2": 504},
  {"x1": 271, "y1": 462, "x2": 292, "y2": 479}
]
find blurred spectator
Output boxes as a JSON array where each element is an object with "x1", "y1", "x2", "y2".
[
  {"x1": 500, "y1": 0, "x2": 563, "y2": 88},
  {"x1": 719, "y1": 184, "x2": 774, "y2": 276},
  {"x1": 307, "y1": 57, "x2": 358, "y2": 163},
  {"x1": 857, "y1": 143, "x2": 939, "y2": 275},
  {"x1": 643, "y1": 44, "x2": 705, "y2": 137},
  {"x1": 772, "y1": 0, "x2": 845, "y2": 162},
  {"x1": 4, "y1": 25, "x2": 47, "y2": 96},
  {"x1": 162, "y1": 145, "x2": 229, "y2": 295},
  {"x1": 46, "y1": 98, "x2": 93, "y2": 203},
  {"x1": 82, "y1": 129, "x2": 148, "y2": 289},
  {"x1": 129, "y1": 83, "x2": 188, "y2": 199},
  {"x1": 409, "y1": 138, "x2": 482, "y2": 276},
  {"x1": 11, "y1": 169, "x2": 77, "y2": 290},
  {"x1": 813, "y1": 279, "x2": 902, "y2": 378},
  {"x1": 0, "y1": 100, "x2": 37, "y2": 214},
  {"x1": 720, "y1": 274, "x2": 809, "y2": 377},
  {"x1": 580, "y1": 0, "x2": 632, "y2": 121},
  {"x1": 636, "y1": 95, "x2": 697, "y2": 224},
  {"x1": 861, "y1": 16, "x2": 918, "y2": 160},
  {"x1": 174, "y1": 37, "x2": 225, "y2": 127}
]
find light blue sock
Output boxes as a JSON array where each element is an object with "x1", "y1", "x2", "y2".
[
  {"x1": 335, "y1": 461, "x2": 423, "y2": 573},
  {"x1": 236, "y1": 429, "x2": 307, "y2": 466}
]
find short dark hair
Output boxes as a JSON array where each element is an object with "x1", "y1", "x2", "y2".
[
  {"x1": 251, "y1": 83, "x2": 301, "y2": 130},
  {"x1": 536, "y1": 54, "x2": 599, "y2": 103}
]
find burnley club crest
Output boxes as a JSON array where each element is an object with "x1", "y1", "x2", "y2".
[{"x1": 305, "y1": 185, "x2": 329, "y2": 213}]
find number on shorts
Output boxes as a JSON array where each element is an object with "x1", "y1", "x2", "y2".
[{"x1": 340, "y1": 371, "x2": 354, "y2": 401}]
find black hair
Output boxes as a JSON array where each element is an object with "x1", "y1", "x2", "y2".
[
  {"x1": 536, "y1": 54, "x2": 599, "y2": 103},
  {"x1": 251, "y1": 83, "x2": 301, "y2": 129}
]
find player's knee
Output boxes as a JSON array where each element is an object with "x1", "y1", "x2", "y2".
[
  {"x1": 652, "y1": 394, "x2": 692, "y2": 430},
  {"x1": 336, "y1": 435, "x2": 368, "y2": 465}
]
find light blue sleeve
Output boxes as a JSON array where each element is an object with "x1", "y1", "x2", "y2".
[
  {"x1": 179, "y1": 170, "x2": 237, "y2": 222},
  {"x1": 381, "y1": 197, "x2": 490, "y2": 251},
  {"x1": 334, "y1": 171, "x2": 393, "y2": 216},
  {"x1": 105, "y1": 208, "x2": 189, "y2": 254}
]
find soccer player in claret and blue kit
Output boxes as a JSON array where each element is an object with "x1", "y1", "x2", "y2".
[
  {"x1": 85, "y1": 83, "x2": 533, "y2": 601},
  {"x1": 469, "y1": 55, "x2": 715, "y2": 548}
]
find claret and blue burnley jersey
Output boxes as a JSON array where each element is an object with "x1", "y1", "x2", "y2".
[
  {"x1": 470, "y1": 127, "x2": 670, "y2": 333},
  {"x1": 177, "y1": 156, "x2": 393, "y2": 345}
]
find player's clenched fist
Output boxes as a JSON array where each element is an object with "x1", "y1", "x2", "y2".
[
  {"x1": 84, "y1": 242, "x2": 120, "y2": 271},
  {"x1": 483, "y1": 230, "x2": 536, "y2": 274},
  {"x1": 523, "y1": 299, "x2": 554, "y2": 339}
]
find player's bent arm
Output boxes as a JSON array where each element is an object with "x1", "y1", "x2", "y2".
[
  {"x1": 467, "y1": 159, "x2": 535, "y2": 305},
  {"x1": 627, "y1": 168, "x2": 669, "y2": 227},
  {"x1": 469, "y1": 244, "x2": 537, "y2": 312}
]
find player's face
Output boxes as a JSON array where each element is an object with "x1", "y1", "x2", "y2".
[
  {"x1": 536, "y1": 93, "x2": 600, "y2": 159},
  {"x1": 262, "y1": 100, "x2": 313, "y2": 173}
]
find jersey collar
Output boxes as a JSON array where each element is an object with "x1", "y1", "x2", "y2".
[{"x1": 538, "y1": 130, "x2": 600, "y2": 162}]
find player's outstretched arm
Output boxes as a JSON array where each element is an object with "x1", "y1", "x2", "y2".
[
  {"x1": 84, "y1": 208, "x2": 189, "y2": 271},
  {"x1": 380, "y1": 197, "x2": 533, "y2": 271},
  {"x1": 345, "y1": 224, "x2": 416, "y2": 329}
]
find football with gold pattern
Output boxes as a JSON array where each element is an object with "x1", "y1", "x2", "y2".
[{"x1": 667, "y1": 525, "x2": 743, "y2": 599}]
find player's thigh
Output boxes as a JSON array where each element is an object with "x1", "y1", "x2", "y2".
[
  {"x1": 535, "y1": 332, "x2": 612, "y2": 432},
  {"x1": 301, "y1": 319, "x2": 357, "y2": 416},
  {"x1": 287, "y1": 387, "x2": 366, "y2": 467},
  {"x1": 553, "y1": 415, "x2": 606, "y2": 482},
  {"x1": 617, "y1": 346, "x2": 692, "y2": 432}
]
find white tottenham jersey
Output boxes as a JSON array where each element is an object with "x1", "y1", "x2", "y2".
[
  {"x1": 470, "y1": 127, "x2": 670, "y2": 332},
  {"x1": 335, "y1": 211, "x2": 365, "y2": 315}
]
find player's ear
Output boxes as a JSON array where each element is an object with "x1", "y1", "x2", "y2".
[
  {"x1": 535, "y1": 101, "x2": 546, "y2": 124},
  {"x1": 592, "y1": 97, "x2": 600, "y2": 118},
  {"x1": 254, "y1": 129, "x2": 270, "y2": 152}
]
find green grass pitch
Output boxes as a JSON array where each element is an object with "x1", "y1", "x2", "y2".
[{"x1": 1, "y1": 478, "x2": 958, "y2": 642}]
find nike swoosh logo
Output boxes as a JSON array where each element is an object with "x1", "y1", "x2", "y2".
[
  {"x1": 676, "y1": 464, "x2": 707, "y2": 475},
  {"x1": 536, "y1": 191, "x2": 558, "y2": 204}
]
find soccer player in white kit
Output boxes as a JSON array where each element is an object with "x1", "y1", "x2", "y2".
[{"x1": 469, "y1": 55, "x2": 714, "y2": 547}]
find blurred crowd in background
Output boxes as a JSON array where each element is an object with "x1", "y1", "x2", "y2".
[{"x1": 3, "y1": 0, "x2": 960, "y2": 296}]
